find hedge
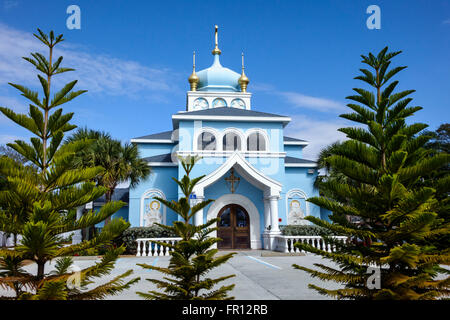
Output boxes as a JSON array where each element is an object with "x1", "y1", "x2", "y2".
[
  {"x1": 280, "y1": 225, "x2": 338, "y2": 236},
  {"x1": 114, "y1": 225, "x2": 177, "y2": 255}
]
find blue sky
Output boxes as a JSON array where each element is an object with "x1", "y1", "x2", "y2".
[{"x1": 0, "y1": 0, "x2": 449, "y2": 159}]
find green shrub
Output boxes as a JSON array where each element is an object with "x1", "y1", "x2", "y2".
[
  {"x1": 280, "y1": 225, "x2": 337, "y2": 236},
  {"x1": 77, "y1": 247, "x2": 100, "y2": 256},
  {"x1": 115, "y1": 225, "x2": 177, "y2": 254}
]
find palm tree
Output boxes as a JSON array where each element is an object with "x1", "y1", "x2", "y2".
[{"x1": 66, "y1": 128, "x2": 151, "y2": 225}]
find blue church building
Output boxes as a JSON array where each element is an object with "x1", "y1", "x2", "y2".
[{"x1": 125, "y1": 26, "x2": 327, "y2": 250}]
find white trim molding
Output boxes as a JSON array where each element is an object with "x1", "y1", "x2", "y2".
[
  {"x1": 140, "y1": 189, "x2": 167, "y2": 227},
  {"x1": 173, "y1": 114, "x2": 291, "y2": 124},
  {"x1": 284, "y1": 141, "x2": 309, "y2": 146},
  {"x1": 147, "y1": 162, "x2": 178, "y2": 167},
  {"x1": 206, "y1": 193, "x2": 261, "y2": 249},
  {"x1": 130, "y1": 139, "x2": 174, "y2": 144},
  {"x1": 285, "y1": 162, "x2": 317, "y2": 168},
  {"x1": 177, "y1": 151, "x2": 286, "y2": 158},
  {"x1": 194, "y1": 151, "x2": 282, "y2": 198}
]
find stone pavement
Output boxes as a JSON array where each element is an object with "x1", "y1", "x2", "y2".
[{"x1": 0, "y1": 251, "x2": 343, "y2": 299}]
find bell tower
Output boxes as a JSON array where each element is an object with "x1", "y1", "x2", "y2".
[{"x1": 186, "y1": 26, "x2": 252, "y2": 111}]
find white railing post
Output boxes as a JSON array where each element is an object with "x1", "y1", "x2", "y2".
[
  {"x1": 143, "y1": 240, "x2": 148, "y2": 257},
  {"x1": 271, "y1": 235, "x2": 348, "y2": 253},
  {"x1": 136, "y1": 237, "x2": 183, "y2": 256},
  {"x1": 136, "y1": 240, "x2": 141, "y2": 257}
]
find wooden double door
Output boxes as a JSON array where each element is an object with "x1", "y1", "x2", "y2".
[{"x1": 217, "y1": 204, "x2": 250, "y2": 249}]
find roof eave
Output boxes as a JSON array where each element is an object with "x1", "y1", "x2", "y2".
[
  {"x1": 285, "y1": 163, "x2": 318, "y2": 168},
  {"x1": 172, "y1": 114, "x2": 291, "y2": 127},
  {"x1": 131, "y1": 138, "x2": 174, "y2": 144},
  {"x1": 284, "y1": 141, "x2": 309, "y2": 146}
]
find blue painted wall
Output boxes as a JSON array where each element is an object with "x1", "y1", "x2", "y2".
[
  {"x1": 137, "y1": 143, "x2": 176, "y2": 158},
  {"x1": 282, "y1": 167, "x2": 322, "y2": 226},
  {"x1": 129, "y1": 166, "x2": 179, "y2": 227},
  {"x1": 284, "y1": 144, "x2": 303, "y2": 158}
]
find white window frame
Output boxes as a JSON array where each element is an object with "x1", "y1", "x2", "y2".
[
  {"x1": 222, "y1": 127, "x2": 245, "y2": 151},
  {"x1": 194, "y1": 127, "x2": 220, "y2": 152},
  {"x1": 245, "y1": 128, "x2": 270, "y2": 152}
]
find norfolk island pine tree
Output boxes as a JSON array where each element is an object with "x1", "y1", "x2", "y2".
[
  {"x1": 0, "y1": 29, "x2": 139, "y2": 299},
  {"x1": 293, "y1": 47, "x2": 450, "y2": 300},
  {"x1": 137, "y1": 156, "x2": 237, "y2": 300}
]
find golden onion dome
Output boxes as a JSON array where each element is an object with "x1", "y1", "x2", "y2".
[
  {"x1": 188, "y1": 51, "x2": 199, "y2": 91},
  {"x1": 238, "y1": 53, "x2": 249, "y2": 92}
]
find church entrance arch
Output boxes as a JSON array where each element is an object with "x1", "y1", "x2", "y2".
[{"x1": 217, "y1": 204, "x2": 250, "y2": 249}]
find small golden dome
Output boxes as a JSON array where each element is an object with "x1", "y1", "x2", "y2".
[
  {"x1": 238, "y1": 72, "x2": 249, "y2": 92},
  {"x1": 188, "y1": 51, "x2": 199, "y2": 91},
  {"x1": 188, "y1": 71, "x2": 199, "y2": 91},
  {"x1": 238, "y1": 53, "x2": 249, "y2": 92}
]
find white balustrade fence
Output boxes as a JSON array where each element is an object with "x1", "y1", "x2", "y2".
[
  {"x1": 136, "y1": 236, "x2": 347, "y2": 256},
  {"x1": 136, "y1": 237, "x2": 182, "y2": 256},
  {"x1": 274, "y1": 235, "x2": 348, "y2": 253}
]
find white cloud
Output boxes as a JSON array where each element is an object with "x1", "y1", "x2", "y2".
[
  {"x1": 252, "y1": 82, "x2": 345, "y2": 113},
  {"x1": 252, "y1": 83, "x2": 349, "y2": 159},
  {"x1": 278, "y1": 91, "x2": 346, "y2": 112},
  {"x1": 0, "y1": 134, "x2": 25, "y2": 145},
  {"x1": 0, "y1": 95, "x2": 29, "y2": 126},
  {"x1": 0, "y1": 95, "x2": 28, "y2": 112},
  {"x1": 0, "y1": 23, "x2": 178, "y2": 99},
  {"x1": 285, "y1": 115, "x2": 348, "y2": 160},
  {"x1": 443, "y1": 19, "x2": 450, "y2": 25}
]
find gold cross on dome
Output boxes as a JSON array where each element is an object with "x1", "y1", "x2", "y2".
[{"x1": 225, "y1": 168, "x2": 240, "y2": 193}]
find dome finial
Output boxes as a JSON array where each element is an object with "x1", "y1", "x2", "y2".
[
  {"x1": 188, "y1": 51, "x2": 199, "y2": 91},
  {"x1": 212, "y1": 25, "x2": 222, "y2": 55},
  {"x1": 238, "y1": 52, "x2": 249, "y2": 92}
]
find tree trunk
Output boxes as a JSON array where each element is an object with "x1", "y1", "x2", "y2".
[{"x1": 37, "y1": 260, "x2": 45, "y2": 279}]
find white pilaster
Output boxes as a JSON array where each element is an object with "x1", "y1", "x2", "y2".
[
  {"x1": 262, "y1": 198, "x2": 272, "y2": 250},
  {"x1": 263, "y1": 198, "x2": 271, "y2": 232},
  {"x1": 193, "y1": 196, "x2": 205, "y2": 226},
  {"x1": 269, "y1": 196, "x2": 280, "y2": 234}
]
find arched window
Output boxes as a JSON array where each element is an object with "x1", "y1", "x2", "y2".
[
  {"x1": 247, "y1": 132, "x2": 266, "y2": 151},
  {"x1": 197, "y1": 131, "x2": 216, "y2": 150},
  {"x1": 223, "y1": 132, "x2": 241, "y2": 151}
]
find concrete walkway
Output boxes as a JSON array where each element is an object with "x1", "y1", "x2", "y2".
[{"x1": 1, "y1": 251, "x2": 343, "y2": 300}]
